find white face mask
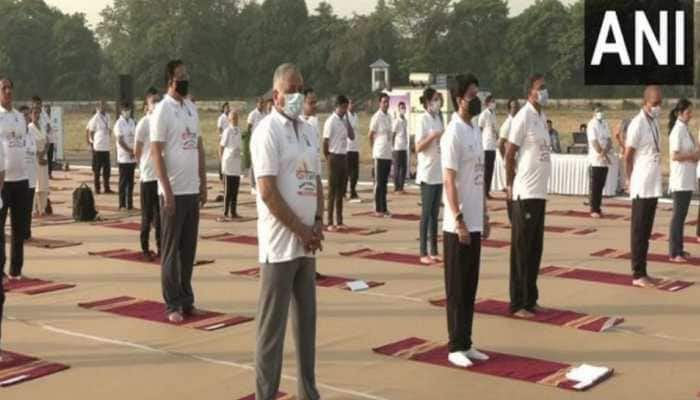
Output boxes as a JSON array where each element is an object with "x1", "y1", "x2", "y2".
[
  {"x1": 650, "y1": 106, "x2": 661, "y2": 119},
  {"x1": 282, "y1": 93, "x2": 304, "y2": 120},
  {"x1": 537, "y1": 89, "x2": 549, "y2": 106},
  {"x1": 430, "y1": 100, "x2": 441, "y2": 113},
  {"x1": 595, "y1": 111, "x2": 604, "y2": 121},
  {"x1": 121, "y1": 110, "x2": 131, "y2": 119}
]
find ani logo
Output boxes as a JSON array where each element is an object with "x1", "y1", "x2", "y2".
[{"x1": 584, "y1": 0, "x2": 694, "y2": 85}]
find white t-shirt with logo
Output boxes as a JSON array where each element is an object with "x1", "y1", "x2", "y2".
[
  {"x1": 220, "y1": 125, "x2": 242, "y2": 176},
  {"x1": 251, "y1": 109, "x2": 322, "y2": 264},
  {"x1": 441, "y1": 116, "x2": 484, "y2": 234},
  {"x1": 25, "y1": 124, "x2": 37, "y2": 189},
  {"x1": 114, "y1": 116, "x2": 136, "y2": 164},
  {"x1": 323, "y1": 112, "x2": 350, "y2": 155},
  {"x1": 416, "y1": 111, "x2": 444, "y2": 185},
  {"x1": 87, "y1": 112, "x2": 111, "y2": 152},
  {"x1": 392, "y1": 116, "x2": 409, "y2": 151},
  {"x1": 668, "y1": 119, "x2": 697, "y2": 192},
  {"x1": 369, "y1": 110, "x2": 393, "y2": 160},
  {"x1": 150, "y1": 94, "x2": 201, "y2": 196},
  {"x1": 135, "y1": 114, "x2": 156, "y2": 183},
  {"x1": 626, "y1": 109, "x2": 663, "y2": 199},
  {"x1": 0, "y1": 106, "x2": 27, "y2": 182},
  {"x1": 587, "y1": 117, "x2": 611, "y2": 167},
  {"x1": 508, "y1": 101, "x2": 551, "y2": 200},
  {"x1": 478, "y1": 109, "x2": 498, "y2": 151},
  {"x1": 346, "y1": 112, "x2": 360, "y2": 152}
]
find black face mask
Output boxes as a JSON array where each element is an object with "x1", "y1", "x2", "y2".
[
  {"x1": 467, "y1": 97, "x2": 481, "y2": 117},
  {"x1": 174, "y1": 80, "x2": 190, "y2": 97}
]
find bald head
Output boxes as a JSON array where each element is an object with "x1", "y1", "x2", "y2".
[
  {"x1": 643, "y1": 85, "x2": 662, "y2": 108},
  {"x1": 272, "y1": 63, "x2": 304, "y2": 115}
]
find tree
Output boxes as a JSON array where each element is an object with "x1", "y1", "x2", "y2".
[{"x1": 389, "y1": 0, "x2": 450, "y2": 74}]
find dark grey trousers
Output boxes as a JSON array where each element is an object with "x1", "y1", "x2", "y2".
[
  {"x1": 255, "y1": 257, "x2": 320, "y2": 400},
  {"x1": 669, "y1": 191, "x2": 691, "y2": 257},
  {"x1": 444, "y1": 231, "x2": 481, "y2": 352},
  {"x1": 631, "y1": 197, "x2": 658, "y2": 279},
  {"x1": 509, "y1": 198, "x2": 546, "y2": 313},
  {"x1": 160, "y1": 194, "x2": 199, "y2": 314},
  {"x1": 420, "y1": 183, "x2": 442, "y2": 256}
]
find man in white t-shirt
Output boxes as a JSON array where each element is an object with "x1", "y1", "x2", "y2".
[
  {"x1": 246, "y1": 98, "x2": 267, "y2": 194},
  {"x1": 346, "y1": 99, "x2": 361, "y2": 200},
  {"x1": 300, "y1": 88, "x2": 320, "y2": 136},
  {"x1": 86, "y1": 100, "x2": 113, "y2": 194},
  {"x1": 369, "y1": 93, "x2": 393, "y2": 216},
  {"x1": 216, "y1": 102, "x2": 230, "y2": 181},
  {"x1": 0, "y1": 78, "x2": 29, "y2": 282},
  {"x1": 497, "y1": 98, "x2": 520, "y2": 223},
  {"x1": 587, "y1": 104, "x2": 612, "y2": 218},
  {"x1": 505, "y1": 73, "x2": 552, "y2": 318},
  {"x1": 115, "y1": 101, "x2": 137, "y2": 210},
  {"x1": 220, "y1": 111, "x2": 242, "y2": 219},
  {"x1": 251, "y1": 63, "x2": 323, "y2": 400},
  {"x1": 20, "y1": 106, "x2": 36, "y2": 240},
  {"x1": 479, "y1": 95, "x2": 498, "y2": 198},
  {"x1": 392, "y1": 101, "x2": 409, "y2": 194},
  {"x1": 31, "y1": 96, "x2": 54, "y2": 179},
  {"x1": 150, "y1": 60, "x2": 206, "y2": 323},
  {"x1": 323, "y1": 95, "x2": 354, "y2": 230},
  {"x1": 134, "y1": 87, "x2": 161, "y2": 259},
  {"x1": 624, "y1": 86, "x2": 664, "y2": 288}
]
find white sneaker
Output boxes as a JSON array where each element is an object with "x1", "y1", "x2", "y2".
[
  {"x1": 465, "y1": 348, "x2": 490, "y2": 361},
  {"x1": 448, "y1": 351, "x2": 473, "y2": 368}
]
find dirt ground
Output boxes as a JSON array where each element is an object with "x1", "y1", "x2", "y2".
[{"x1": 2, "y1": 166, "x2": 700, "y2": 400}]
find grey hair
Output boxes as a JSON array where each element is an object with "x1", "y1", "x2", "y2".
[{"x1": 273, "y1": 63, "x2": 302, "y2": 88}]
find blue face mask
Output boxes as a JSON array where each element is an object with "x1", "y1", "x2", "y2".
[{"x1": 283, "y1": 93, "x2": 305, "y2": 119}]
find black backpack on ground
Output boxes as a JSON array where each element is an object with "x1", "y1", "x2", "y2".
[{"x1": 72, "y1": 184, "x2": 97, "y2": 221}]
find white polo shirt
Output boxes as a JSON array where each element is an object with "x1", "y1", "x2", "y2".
[
  {"x1": 668, "y1": 119, "x2": 697, "y2": 193},
  {"x1": 247, "y1": 108, "x2": 266, "y2": 132},
  {"x1": 301, "y1": 115, "x2": 320, "y2": 135},
  {"x1": 369, "y1": 110, "x2": 393, "y2": 160},
  {"x1": 217, "y1": 112, "x2": 228, "y2": 134},
  {"x1": 0, "y1": 106, "x2": 27, "y2": 182},
  {"x1": 251, "y1": 108, "x2": 322, "y2": 264},
  {"x1": 87, "y1": 112, "x2": 111, "y2": 152},
  {"x1": 478, "y1": 109, "x2": 498, "y2": 151},
  {"x1": 508, "y1": 101, "x2": 551, "y2": 200},
  {"x1": 114, "y1": 116, "x2": 136, "y2": 164},
  {"x1": 441, "y1": 115, "x2": 484, "y2": 234},
  {"x1": 25, "y1": 123, "x2": 37, "y2": 189},
  {"x1": 392, "y1": 116, "x2": 409, "y2": 152},
  {"x1": 150, "y1": 94, "x2": 201, "y2": 196},
  {"x1": 499, "y1": 114, "x2": 514, "y2": 141},
  {"x1": 416, "y1": 111, "x2": 444, "y2": 185},
  {"x1": 220, "y1": 125, "x2": 242, "y2": 176},
  {"x1": 587, "y1": 117, "x2": 611, "y2": 167},
  {"x1": 626, "y1": 109, "x2": 662, "y2": 199},
  {"x1": 323, "y1": 112, "x2": 350, "y2": 155},
  {"x1": 346, "y1": 112, "x2": 360, "y2": 152},
  {"x1": 135, "y1": 114, "x2": 156, "y2": 182}
]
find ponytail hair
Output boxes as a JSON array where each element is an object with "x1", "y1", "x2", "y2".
[
  {"x1": 669, "y1": 98, "x2": 692, "y2": 134},
  {"x1": 419, "y1": 87, "x2": 437, "y2": 110}
]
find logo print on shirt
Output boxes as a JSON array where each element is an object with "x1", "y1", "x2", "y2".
[
  {"x1": 296, "y1": 159, "x2": 317, "y2": 197},
  {"x1": 181, "y1": 128, "x2": 197, "y2": 150}
]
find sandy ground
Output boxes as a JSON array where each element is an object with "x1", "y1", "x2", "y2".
[{"x1": 2, "y1": 166, "x2": 700, "y2": 400}]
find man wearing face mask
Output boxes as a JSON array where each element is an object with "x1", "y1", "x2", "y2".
[
  {"x1": 252, "y1": 63, "x2": 324, "y2": 400},
  {"x1": 86, "y1": 100, "x2": 113, "y2": 194},
  {"x1": 587, "y1": 104, "x2": 612, "y2": 218},
  {"x1": 625, "y1": 86, "x2": 664, "y2": 288},
  {"x1": 505, "y1": 73, "x2": 552, "y2": 317},
  {"x1": 150, "y1": 60, "x2": 207, "y2": 323},
  {"x1": 346, "y1": 99, "x2": 361, "y2": 201},
  {"x1": 370, "y1": 93, "x2": 393, "y2": 217},
  {"x1": 392, "y1": 101, "x2": 409, "y2": 194},
  {"x1": 115, "y1": 101, "x2": 137, "y2": 211},
  {"x1": 479, "y1": 95, "x2": 498, "y2": 198},
  {"x1": 323, "y1": 95, "x2": 354, "y2": 231}
]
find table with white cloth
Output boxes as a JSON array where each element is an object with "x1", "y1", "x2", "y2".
[{"x1": 491, "y1": 153, "x2": 619, "y2": 197}]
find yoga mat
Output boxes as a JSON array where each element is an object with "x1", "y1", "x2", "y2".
[
  {"x1": 201, "y1": 233, "x2": 258, "y2": 245},
  {"x1": 429, "y1": 298, "x2": 624, "y2": 332},
  {"x1": 373, "y1": 337, "x2": 613, "y2": 391},
  {"x1": 547, "y1": 210, "x2": 624, "y2": 220},
  {"x1": 340, "y1": 248, "x2": 440, "y2": 266},
  {"x1": 32, "y1": 214, "x2": 74, "y2": 226},
  {"x1": 199, "y1": 213, "x2": 257, "y2": 223},
  {"x1": 540, "y1": 266, "x2": 694, "y2": 292},
  {"x1": 22, "y1": 237, "x2": 82, "y2": 249},
  {"x1": 0, "y1": 351, "x2": 69, "y2": 387},
  {"x1": 89, "y1": 249, "x2": 214, "y2": 266},
  {"x1": 603, "y1": 202, "x2": 673, "y2": 212},
  {"x1": 78, "y1": 296, "x2": 253, "y2": 331},
  {"x1": 352, "y1": 211, "x2": 421, "y2": 221},
  {"x1": 97, "y1": 205, "x2": 141, "y2": 213},
  {"x1": 4, "y1": 277, "x2": 76, "y2": 295},
  {"x1": 232, "y1": 268, "x2": 385, "y2": 291},
  {"x1": 324, "y1": 226, "x2": 387, "y2": 236},
  {"x1": 493, "y1": 224, "x2": 596, "y2": 236},
  {"x1": 591, "y1": 248, "x2": 700, "y2": 267},
  {"x1": 650, "y1": 233, "x2": 700, "y2": 245},
  {"x1": 238, "y1": 392, "x2": 291, "y2": 400},
  {"x1": 101, "y1": 221, "x2": 141, "y2": 231}
]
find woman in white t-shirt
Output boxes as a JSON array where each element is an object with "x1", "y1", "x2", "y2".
[
  {"x1": 416, "y1": 87, "x2": 444, "y2": 264},
  {"x1": 667, "y1": 99, "x2": 698, "y2": 261},
  {"x1": 114, "y1": 101, "x2": 136, "y2": 210},
  {"x1": 30, "y1": 107, "x2": 49, "y2": 216},
  {"x1": 392, "y1": 102, "x2": 409, "y2": 193},
  {"x1": 220, "y1": 111, "x2": 242, "y2": 219},
  {"x1": 217, "y1": 102, "x2": 230, "y2": 181}
]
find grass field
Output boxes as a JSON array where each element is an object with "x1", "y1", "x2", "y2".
[{"x1": 62, "y1": 106, "x2": 694, "y2": 178}]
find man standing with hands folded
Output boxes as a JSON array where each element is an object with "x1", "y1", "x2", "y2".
[{"x1": 252, "y1": 63, "x2": 324, "y2": 400}]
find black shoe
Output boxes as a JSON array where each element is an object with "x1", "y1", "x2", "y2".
[{"x1": 105, "y1": 189, "x2": 115, "y2": 194}]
